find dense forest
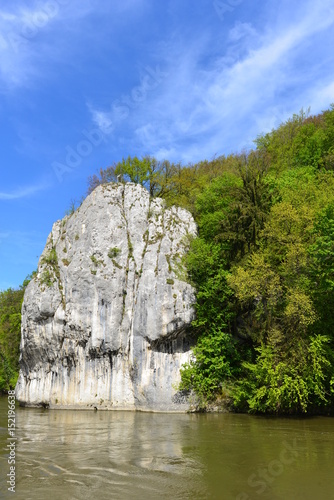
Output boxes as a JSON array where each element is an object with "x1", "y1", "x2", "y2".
[{"x1": 2, "y1": 105, "x2": 334, "y2": 414}]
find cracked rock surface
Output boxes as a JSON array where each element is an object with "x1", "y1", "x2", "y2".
[{"x1": 16, "y1": 183, "x2": 197, "y2": 411}]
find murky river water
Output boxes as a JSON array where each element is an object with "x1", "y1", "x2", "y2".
[{"x1": 1, "y1": 396, "x2": 334, "y2": 499}]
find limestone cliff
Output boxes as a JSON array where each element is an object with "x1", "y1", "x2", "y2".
[{"x1": 15, "y1": 183, "x2": 197, "y2": 411}]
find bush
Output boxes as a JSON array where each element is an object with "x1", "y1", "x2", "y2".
[
  {"x1": 180, "y1": 328, "x2": 239, "y2": 399},
  {"x1": 233, "y1": 335, "x2": 334, "y2": 414}
]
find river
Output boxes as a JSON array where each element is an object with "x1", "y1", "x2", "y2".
[{"x1": 1, "y1": 396, "x2": 334, "y2": 499}]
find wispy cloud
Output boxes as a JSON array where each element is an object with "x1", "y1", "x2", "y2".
[
  {"x1": 0, "y1": 0, "x2": 147, "y2": 89},
  {"x1": 0, "y1": 183, "x2": 48, "y2": 200},
  {"x1": 88, "y1": 0, "x2": 334, "y2": 162},
  {"x1": 0, "y1": 1, "x2": 99, "y2": 88},
  {"x1": 0, "y1": 3, "x2": 58, "y2": 87},
  {"x1": 88, "y1": 105, "x2": 114, "y2": 135}
]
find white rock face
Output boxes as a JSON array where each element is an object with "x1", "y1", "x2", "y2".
[{"x1": 16, "y1": 183, "x2": 197, "y2": 411}]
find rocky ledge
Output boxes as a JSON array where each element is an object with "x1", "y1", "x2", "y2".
[{"x1": 15, "y1": 183, "x2": 197, "y2": 411}]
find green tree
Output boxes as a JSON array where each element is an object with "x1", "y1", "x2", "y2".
[
  {"x1": 216, "y1": 151, "x2": 275, "y2": 260},
  {"x1": 309, "y1": 202, "x2": 334, "y2": 292},
  {"x1": 233, "y1": 335, "x2": 334, "y2": 414},
  {"x1": 179, "y1": 238, "x2": 239, "y2": 403},
  {"x1": 0, "y1": 275, "x2": 33, "y2": 391}
]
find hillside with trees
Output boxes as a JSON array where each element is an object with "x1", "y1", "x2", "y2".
[{"x1": 89, "y1": 105, "x2": 334, "y2": 414}]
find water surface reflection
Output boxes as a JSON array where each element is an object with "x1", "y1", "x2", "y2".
[{"x1": 1, "y1": 398, "x2": 334, "y2": 499}]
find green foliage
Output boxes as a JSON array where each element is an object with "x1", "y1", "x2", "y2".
[
  {"x1": 0, "y1": 276, "x2": 32, "y2": 391},
  {"x1": 40, "y1": 247, "x2": 59, "y2": 287},
  {"x1": 254, "y1": 108, "x2": 310, "y2": 171},
  {"x1": 87, "y1": 153, "x2": 236, "y2": 212},
  {"x1": 40, "y1": 269, "x2": 54, "y2": 287},
  {"x1": 112, "y1": 259, "x2": 122, "y2": 270},
  {"x1": 255, "y1": 105, "x2": 334, "y2": 173},
  {"x1": 116, "y1": 156, "x2": 152, "y2": 186},
  {"x1": 108, "y1": 247, "x2": 121, "y2": 259},
  {"x1": 194, "y1": 173, "x2": 241, "y2": 242},
  {"x1": 88, "y1": 156, "x2": 187, "y2": 199},
  {"x1": 90, "y1": 254, "x2": 103, "y2": 266},
  {"x1": 178, "y1": 106, "x2": 334, "y2": 414},
  {"x1": 127, "y1": 235, "x2": 133, "y2": 257},
  {"x1": 233, "y1": 335, "x2": 334, "y2": 414},
  {"x1": 179, "y1": 182, "x2": 242, "y2": 403},
  {"x1": 186, "y1": 239, "x2": 233, "y2": 328},
  {"x1": 41, "y1": 247, "x2": 58, "y2": 266},
  {"x1": 180, "y1": 328, "x2": 238, "y2": 399},
  {"x1": 309, "y1": 202, "x2": 334, "y2": 291},
  {"x1": 307, "y1": 201, "x2": 334, "y2": 338}
]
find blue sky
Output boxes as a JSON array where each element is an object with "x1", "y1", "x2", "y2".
[{"x1": 1, "y1": 0, "x2": 334, "y2": 290}]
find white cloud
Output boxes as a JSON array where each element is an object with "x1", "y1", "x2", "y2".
[
  {"x1": 0, "y1": 183, "x2": 48, "y2": 200},
  {"x1": 112, "y1": 0, "x2": 334, "y2": 162},
  {"x1": 88, "y1": 106, "x2": 114, "y2": 135}
]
